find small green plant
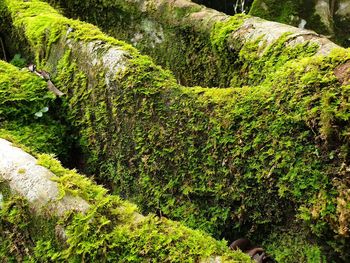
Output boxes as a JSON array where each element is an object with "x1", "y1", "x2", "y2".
[
  {"x1": 34, "y1": 106, "x2": 49, "y2": 118},
  {"x1": 9, "y1": 53, "x2": 26, "y2": 68}
]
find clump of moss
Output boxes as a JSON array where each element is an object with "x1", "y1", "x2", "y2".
[
  {"x1": 0, "y1": 60, "x2": 54, "y2": 121},
  {"x1": 263, "y1": 228, "x2": 326, "y2": 263},
  {"x1": 0, "y1": 194, "x2": 34, "y2": 262},
  {"x1": 0, "y1": 180, "x2": 61, "y2": 263},
  {"x1": 10, "y1": 53, "x2": 26, "y2": 68},
  {"x1": 0, "y1": 60, "x2": 70, "y2": 158},
  {"x1": 210, "y1": 14, "x2": 247, "y2": 53},
  {"x1": 0, "y1": 122, "x2": 67, "y2": 156}
]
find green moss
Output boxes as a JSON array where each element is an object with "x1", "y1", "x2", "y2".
[
  {"x1": 10, "y1": 53, "x2": 27, "y2": 68},
  {"x1": 233, "y1": 33, "x2": 319, "y2": 86},
  {"x1": 210, "y1": 14, "x2": 247, "y2": 53},
  {"x1": 0, "y1": 121, "x2": 68, "y2": 157},
  {"x1": 0, "y1": 191, "x2": 61, "y2": 262},
  {"x1": 0, "y1": 194, "x2": 34, "y2": 262},
  {"x1": 0, "y1": 60, "x2": 54, "y2": 121},
  {"x1": 0, "y1": 60, "x2": 70, "y2": 159},
  {"x1": 249, "y1": 0, "x2": 302, "y2": 25},
  {"x1": 33, "y1": 154, "x2": 250, "y2": 262},
  {"x1": 263, "y1": 228, "x2": 326, "y2": 263},
  {"x1": 4, "y1": 0, "x2": 350, "y2": 260}
]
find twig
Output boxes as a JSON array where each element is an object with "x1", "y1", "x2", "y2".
[
  {"x1": 330, "y1": 0, "x2": 336, "y2": 17},
  {"x1": 0, "y1": 37, "x2": 7, "y2": 61}
]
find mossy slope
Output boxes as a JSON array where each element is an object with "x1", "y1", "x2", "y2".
[
  {"x1": 0, "y1": 61, "x2": 248, "y2": 262},
  {"x1": 0, "y1": 60, "x2": 68, "y2": 157}
]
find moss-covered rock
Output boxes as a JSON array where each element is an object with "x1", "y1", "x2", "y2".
[
  {"x1": 249, "y1": 0, "x2": 350, "y2": 47},
  {"x1": 0, "y1": 60, "x2": 69, "y2": 158},
  {"x1": 2, "y1": 0, "x2": 350, "y2": 260},
  {"x1": 45, "y1": 0, "x2": 338, "y2": 88},
  {"x1": 0, "y1": 55, "x2": 247, "y2": 262},
  {"x1": 249, "y1": 0, "x2": 335, "y2": 36},
  {"x1": 0, "y1": 139, "x2": 249, "y2": 262}
]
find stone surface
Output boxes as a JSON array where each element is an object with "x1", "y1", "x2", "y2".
[
  {"x1": 0, "y1": 138, "x2": 89, "y2": 216},
  {"x1": 230, "y1": 17, "x2": 339, "y2": 56},
  {"x1": 336, "y1": 0, "x2": 350, "y2": 17},
  {"x1": 315, "y1": 0, "x2": 333, "y2": 34}
]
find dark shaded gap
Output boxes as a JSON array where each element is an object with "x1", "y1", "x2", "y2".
[
  {"x1": 192, "y1": 0, "x2": 254, "y2": 15},
  {"x1": 0, "y1": 33, "x2": 8, "y2": 61}
]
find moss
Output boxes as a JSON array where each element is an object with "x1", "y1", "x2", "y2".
[
  {"x1": 0, "y1": 122, "x2": 67, "y2": 157},
  {"x1": 0, "y1": 60, "x2": 70, "y2": 159},
  {"x1": 0, "y1": 190, "x2": 61, "y2": 262},
  {"x1": 0, "y1": 194, "x2": 34, "y2": 262},
  {"x1": 32, "y1": 153, "x2": 250, "y2": 262},
  {"x1": 10, "y1": 53, "x2": 27, "y2": 67},
  {"x1": 0, "y1": 61, "x2": 68, "y2": 158},
  {"x1": 263, "y1": 228, "x2": 326, "y2": 263},
  {"x1": 249, "y1": 0, "x2": 302, "y2": 26},
  {"x1": 232, "y1": 33, "x2": 320, "y2": 86},
  {"x1": 4, "y1": 0, "x2": 350, "y2": 260},
  {"x1": 0, "y1": 60, "x2": 54, "y2": 121},
  {"x1": 210, "y1": 14, "x2": 247, "y2": 53}
]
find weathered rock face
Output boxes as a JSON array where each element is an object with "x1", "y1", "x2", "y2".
[
  {"x1": 191, "y1": 1, "x2": 350, "y2": 47},
  {"x1": 2, "y1": 0, "x2": 350, "y2": 261},
  {"x1": 0, "y1": 138, "x2": 89, "y2": 216},
  {"x1": 249, "y1": 0, "x2": 350, "y2": 47}
]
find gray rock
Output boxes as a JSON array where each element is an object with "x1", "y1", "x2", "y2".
[{"x1": 0, "y1": 138, "x2": 89, "y2": 216}]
